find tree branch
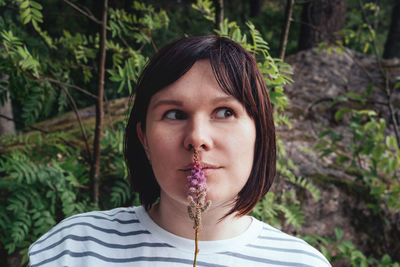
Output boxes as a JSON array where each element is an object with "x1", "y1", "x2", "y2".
[
  {"x1": 62, "y1": 0, "x2": 101, "y2": 24},
  {"x1": 279, "y1": 0, "x2": 295, "y2": 61},
  {"x1": 291, "y1": 19, "x2": 320, "y2": 32},
  {"x1": 44, "y1": 77, "x2": 98, "y2": 99},
  {"x1": 19, "y1": 68, "x2": 98, "y2": 99},
  {"x1": 90, "y1": 0, "x2": 108, "y2": 208}
]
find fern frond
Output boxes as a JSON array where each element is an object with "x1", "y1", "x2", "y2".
[
  {"x1": 110, "y1": 180, "x2": 131, "y2": 207},
  {"x1": 288, "y1": 176, "x2": 321, "y2": 200},
  {"x1": 276, "y1": 204, "x2": 305, "y2": 230}
]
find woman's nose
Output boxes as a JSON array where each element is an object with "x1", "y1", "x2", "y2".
[{"x1": 183, "y1": 117, "x2": 213, "y2": 151}]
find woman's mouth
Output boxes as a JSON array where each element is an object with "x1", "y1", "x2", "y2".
[{"x1": 179, "y1": 162, "x2": 221, "y2": 172}]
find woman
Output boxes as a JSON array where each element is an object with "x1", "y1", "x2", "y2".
[{"x1": 29, "y1": 36, "x2": 331, "y2": 267}]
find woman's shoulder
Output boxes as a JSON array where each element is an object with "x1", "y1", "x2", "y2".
[
  {"x1": 248, "y1": 218, "x2": 332, "y2": 267},
  {"x1": 29, "y1": 206, "x2": 144, "y2": 264}
]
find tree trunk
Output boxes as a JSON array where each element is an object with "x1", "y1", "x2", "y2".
[
  {"x1": 0, "y1": 87, "x2": 16, "y2": 136},
  {"x1": 298, "y1": 0, "x2": 347, "y2": 51},
  {"x1": 383, "y1": 3, "x2": 400, "y2": 59},
  {"x1": 249, "y1": 0, "x2": 265, "y2": 18}
]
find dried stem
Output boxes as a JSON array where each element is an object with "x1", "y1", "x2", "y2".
[{"x1": 193, "y1": 228, "x2": 200, "y2": 267}]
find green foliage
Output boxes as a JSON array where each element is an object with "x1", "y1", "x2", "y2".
[
  {"x1": 315, "y1": 92, "x2": 400, "y2": 212},
  {"x1": 1, "y1": 30, "x2": 40, "y2": 77},
  {"x1": 318, "y1": 0, "x2": 392, "y2": 56},
  {"x1": 18, "y1": 0, "x2": 43, "y2": 25},
  {"x1": 304, "y1": 227, "x2": 400, "y2": 266},
  {"x1": 0, "y1": 126, "x2": 138, "y2": 263},
  {"x1": 192, "y1": 0, "x2": 215, "y2": 23},
  {"x1": 100, "y1": 124, "x2": 136, "y2": 208},
  {"x1": 1, "y1": 0, "x2": 165, "y2": 261},
  {"x1": 0, "y1": 0, "x2": 168, "y2": 127},
  {"x1": 0, "y1": 133, "x2": 92, "y2": 262},
  {"x1": 313, "y1": 2, "x2": 400, "y2": 262}
]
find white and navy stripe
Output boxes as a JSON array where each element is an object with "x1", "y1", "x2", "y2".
[{"x1": 29, "y1": 206, "x2": 331, "y2": 267}]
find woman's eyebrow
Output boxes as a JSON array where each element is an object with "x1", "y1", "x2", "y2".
[
  {"x1": 211, "y1": 96, "x2": 236, "y2": 104},
  {"x1": 151, "y1": 99, "x2": 183, "y2": 109}
]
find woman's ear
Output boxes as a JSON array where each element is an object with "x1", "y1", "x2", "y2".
[{"x1": 137, "y1": 123, "x2": 151, "y2": 161}]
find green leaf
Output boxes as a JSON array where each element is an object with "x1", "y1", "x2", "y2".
[
  {"x1": 20, "y1": 1, "x2": 30, "y2": 9},
  {"x1": 20, "y1": 8, "x2": 32, "y2": 24},
  {"x1": 386, "y1": 136, "x2": 398, "y2": 149},
  {"x1": 388, "y1": 157, "x2": 398, "y2": 174},
  {"x1": 357, "y1": 110, "x2": 377, "y2": 116},
  {"x1": 334, "y1": 227, "x2": 343, "y2": 240},
  {"x1": 345, "y1": 92, "x2": 365, "y2": 104},
  {"x1": 335, "y1": 107, "x2": 351, "y2": 121},
  {"x1": 31, "y1": 8, "x2": 43, "y2": 20},
  {"x1": 363, "y1": 42, "x2": 370, "y2": 53},
  {"x1": 30, "y1": 1, "x2": 43, "y2": 10}
]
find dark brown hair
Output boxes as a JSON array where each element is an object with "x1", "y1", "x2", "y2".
[{"x1": 124, "y1": 35, "x2": 276, "y2": 217}]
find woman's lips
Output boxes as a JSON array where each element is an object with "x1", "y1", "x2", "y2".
[{"x1": 179, "y1": 162, "x2": 221, "y2": 172}]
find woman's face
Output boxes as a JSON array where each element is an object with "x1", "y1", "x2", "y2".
[{"x1": 137, "y1": 60, "x2": 256, "y2": 209}]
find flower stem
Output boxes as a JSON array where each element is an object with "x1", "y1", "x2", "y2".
[{"x1": 193, "y1": 228, "x2": 199, "y2": 267}]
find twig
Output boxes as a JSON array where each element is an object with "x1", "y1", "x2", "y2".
[
  {"x1": 150, "y1": 38, "x2": 158, "y2": 53},
  {"x1": 291, "y1": 19, "x2": 320, "y2": 32},
  {"x1": 44, "y1": 77, "x2": 98, "y2": 99},
  {"x1": 19, "y1": 69, "x2": 98, "y2": 99},
  {"x1": 90, "y1": 0, "x2": 108, "y2": 207},
  {"x1": 148, "y1": 30, "x2": 158, "y2": 53},
  {"x1": 119, "y1": 35, "x2": 133, "y2": 51},
  {"x1": 61, "y1": 86, "x2": 92, "y2": 163},
  {"x1": 62, "y1": 0, "x2": 101, "y2": 24},
  {"x1": 279, "y1": 0, "x2": 295, "y2": 61}
]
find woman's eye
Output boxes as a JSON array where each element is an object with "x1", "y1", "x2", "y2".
[
  {"x1": 215, "y1": 108, "x2": 234, "y2": 119},
  {"x1": 164, "y1": 110, "x2": 187, "y2": 120}
]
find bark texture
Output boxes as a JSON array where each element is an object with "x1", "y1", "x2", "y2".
[
  {"x1": 249, "y1": 0, "x2": 265, "y2": 18},
  {"x1": 298, "y1": 0, "x2": 347, "y2": 51},
  {"x1": 0, "y1": 90, "x2": 16, "y2": 136}
]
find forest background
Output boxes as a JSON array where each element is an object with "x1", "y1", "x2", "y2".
[{"x1": 0, "y1": 0, "x2": 399, "y2": 266}]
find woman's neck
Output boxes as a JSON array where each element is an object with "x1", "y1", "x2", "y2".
[{"x1": 147, "y1": 197, "x2": 252, "y2": 241}]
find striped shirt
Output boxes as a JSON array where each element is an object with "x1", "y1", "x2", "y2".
[{"x1": 29, "y1": 206, "x2": 331, "y2": 267}]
